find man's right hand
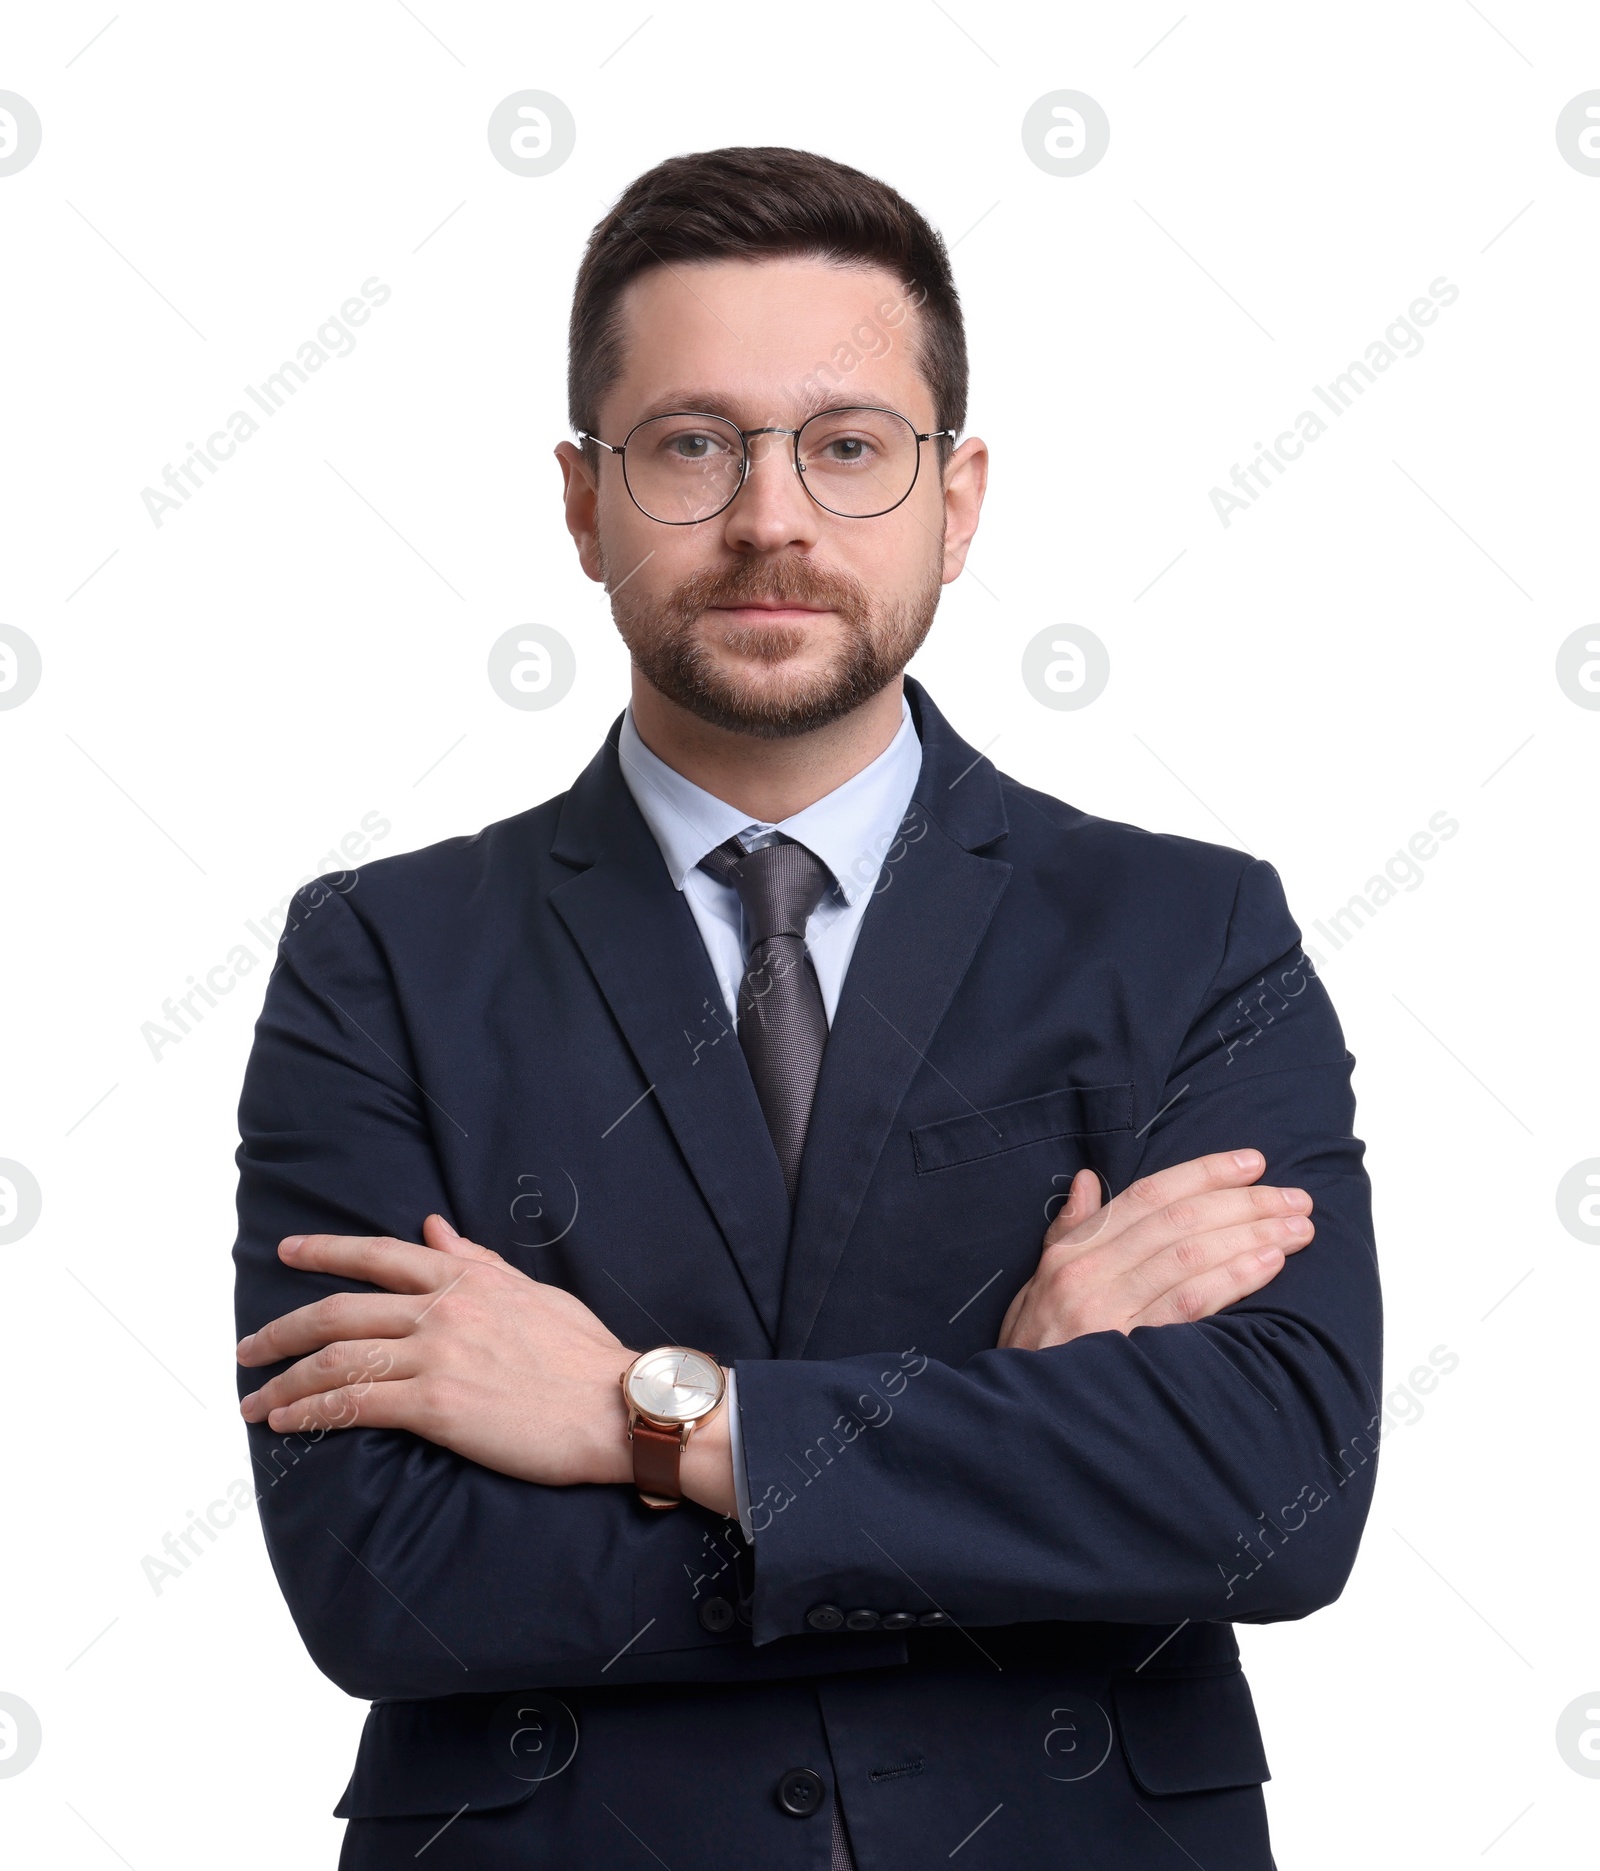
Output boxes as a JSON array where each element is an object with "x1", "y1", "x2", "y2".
[{"x1": 997, "y1": 1148, "x2": 1313, "y2": 1351}]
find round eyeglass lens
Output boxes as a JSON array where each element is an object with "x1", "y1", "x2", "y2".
[
  {"x1": 797, "y1": 406, "x2": 920, "y2": 516},
  {"x1": 623, "y1": 413, "x2": 746, "y2": 523}
]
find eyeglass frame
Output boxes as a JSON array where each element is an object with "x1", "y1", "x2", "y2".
[{"x1": 576, "y1": 404, "x2": 957, "y2": 525}]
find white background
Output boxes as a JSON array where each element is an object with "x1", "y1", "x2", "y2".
[{"x1": 1, "y1": 2, "x2": 1596, "y2": 1864}]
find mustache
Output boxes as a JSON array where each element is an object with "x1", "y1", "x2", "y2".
[{"x1": 657, "y1": 556, "x2": 873, "y2": 624}]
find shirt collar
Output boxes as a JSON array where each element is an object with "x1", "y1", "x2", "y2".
[{"x1": 617, "y1": 696, "x2": 922, "y2": 906}]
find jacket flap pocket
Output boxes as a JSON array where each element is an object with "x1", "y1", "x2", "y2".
[
  {"x1": 1111, "y1": 1665, "x2": 1271, "y2": 1796},
  {"x1": 911, "y1": 1083, "x2": 1133, "y2": 1173},
  {"x1": 334, "y1": 1693, "x2": 568, "y2": 1818}
]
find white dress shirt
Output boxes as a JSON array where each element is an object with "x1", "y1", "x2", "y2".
[
  {"x1": 616, "y1": 697, "x2": 924, "y2": 1538},
  {"x1": 617, "y1": 698, "x2": 923, "y2": 1025}
]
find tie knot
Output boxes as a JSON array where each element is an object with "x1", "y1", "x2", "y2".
[{"x1": 699, "y1": 835, "x2": 835, "y2": 944}]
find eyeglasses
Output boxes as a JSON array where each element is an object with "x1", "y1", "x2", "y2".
[{"x1": 578, "y1": 405, "x2": 955, "y2": 525}]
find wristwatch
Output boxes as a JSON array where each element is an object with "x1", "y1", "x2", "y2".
[{"x1": 620, "y1": 1346, "x2": 726, "y2": 1509}]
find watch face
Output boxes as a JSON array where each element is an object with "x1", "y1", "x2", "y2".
[{"x1": 625, "y1": 1347, "x2": 724, "y2": 1425}]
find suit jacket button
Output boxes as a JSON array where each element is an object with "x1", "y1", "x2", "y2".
[
  {"x1": 918, "y1": 1610, "x2": 952, "y2": 1627},
  {"x1": 698, "y1": 1596, "x2": 735, "y2": 1633},
  {"x1": 806, "y1": 1604, "x2": 845, "y2": 1632},
  {"x1": 880, "y1": 1610, "x2": 917, "y2": 1631},
  {"x1": 776, "y1": 1768, "x2": 826, "y2": 1817},
  {"x1": 845, "y1": 1608, "x2": 881, "y2": 1630}
]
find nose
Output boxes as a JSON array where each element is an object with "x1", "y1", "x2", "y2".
[{"x1": 718, "y1": 431, "x2": 821, "y2": 554}]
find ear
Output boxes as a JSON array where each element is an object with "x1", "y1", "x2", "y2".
[
  {"x1": 555, "y1": 440, "x2": 605, "y2": 584},
  {"x1": 938, "y1": 434, "x2": 989, "y2": 583}
]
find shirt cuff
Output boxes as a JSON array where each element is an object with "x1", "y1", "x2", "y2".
[{"x1": 725, "y1": 1366, "x2": 755, "y2": 1541}]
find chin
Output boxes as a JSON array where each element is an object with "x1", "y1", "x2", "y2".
[
  {"x1": 679, "y1": 657, "x2": 889, "y2": 740},
  {"x1": 705, "y1": 642, "x2": 835, "y2": 689},
  {"x1": 701, "y1": 660, "x2": 851, "y2": 729}
]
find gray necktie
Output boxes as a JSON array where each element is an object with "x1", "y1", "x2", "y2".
[{"x1": 699, "y1": 834, "x2": 834, "y2": 1201}]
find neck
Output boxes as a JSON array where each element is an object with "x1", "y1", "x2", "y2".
[{"x1": 628, "y1": 673, "x2": 906, "y2": 822}]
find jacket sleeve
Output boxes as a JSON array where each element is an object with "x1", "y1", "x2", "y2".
[
  {"x1": 232, "y1": 880, "x2": 744, "y2": 1701},
  {"x1": 734, "y1": 857, "x2": 1384, "y2": 1646}
]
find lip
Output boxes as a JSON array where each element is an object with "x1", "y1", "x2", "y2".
[{"x1": 707, "y1": 602, "x2": 833, "y2": 622}]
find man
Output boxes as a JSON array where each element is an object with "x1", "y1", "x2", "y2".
[{"x1": 234, "y1": 147, "x2": 1380, "y2": 1870}]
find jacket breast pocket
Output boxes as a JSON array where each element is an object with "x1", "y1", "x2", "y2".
[
  {"x1": 1110, "y1": 1663, "x2": 1271, "y2": 1796},
  {"x1": 910, "y1": 1082, "x2": 1134, "y2": 1174}
]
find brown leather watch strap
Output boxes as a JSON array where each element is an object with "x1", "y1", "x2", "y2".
[{"x1": 631, "y1": 1419, "x2": 685, "y2": 1509}]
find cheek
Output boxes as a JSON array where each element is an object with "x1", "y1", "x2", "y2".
[
  {"x1": 878, "y1": 498, "x2": 948, "y2": 585},
  {"x1": 595, "y1": 477, "x2": 649, "y2": 545},
  {"x1": 839, "y1": 488, "x2": 939, "y2": 567},
  {"x1": 597, "y1": 497, "x2": 683, "y2": 583},
  {"x1": 901, "y1": 461, "x2": 947, "y2": 537}
]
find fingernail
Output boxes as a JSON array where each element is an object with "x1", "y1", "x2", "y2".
[
  {"x1": 280, "y1": 1235, "x2": 305, "y2": 1255},
  {"x1": 239, "y1": 1391, "x2": 258, "y2": 1415},
  {"x1": 1233, "y1": 1150, "x2": 1262, "y2": 1170},
  {"x1": 236, "y1": 1334, "x2": 254, "y2": 1357},
  {"x1": 1256, "y1": 1246, "x2": 1283, "y2": 1263},
  {"x1": 1284, "y1": 1216, "x2": 1312, "y2": 1236},
  {"x1": 434, "y1": 1213, "x2": 461, "y2": 1239}
]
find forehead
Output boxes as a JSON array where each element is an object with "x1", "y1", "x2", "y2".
[{"x1": 602, "y1": 255, "x2": 932, "y2": 427}]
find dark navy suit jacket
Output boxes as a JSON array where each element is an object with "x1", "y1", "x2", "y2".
[{"x1": 233, "y1": 679, "x2": 1381, "y2": 1869}]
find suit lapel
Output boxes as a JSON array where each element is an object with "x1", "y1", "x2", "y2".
[
  {"x1": 549, "y1": 729, "x2": 791, "y2": 1346},
  {"x1": 777, "y1": 683, "x2": 1012, "y2": 1356}
]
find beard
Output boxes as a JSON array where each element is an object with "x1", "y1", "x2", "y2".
[{"x1": 603, "y1": 545, "x2": 943, "y2": 739}]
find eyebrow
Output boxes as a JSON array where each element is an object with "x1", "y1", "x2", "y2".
[{"x1": 625, "y1": 389, "x2": 898, "y2": 428}]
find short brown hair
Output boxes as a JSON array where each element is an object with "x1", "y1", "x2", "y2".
[{"x1": 568, "y1": 146, "x2": 967, "y2": 465}]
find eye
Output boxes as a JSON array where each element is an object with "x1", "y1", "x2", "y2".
[
  {"x1": 810, "y1": 429, "x2": 878, "y2": 465},
  {"x1": 648, "y1": 422, "x2": 738, "y2": 463}
]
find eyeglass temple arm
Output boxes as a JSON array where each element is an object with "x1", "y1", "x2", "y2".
[{"x1": 576, "y1": 432, "x2": 622, "y2": 455}]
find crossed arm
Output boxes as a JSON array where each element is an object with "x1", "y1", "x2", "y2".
[
  {"x1": 235, "y1": 860, "x2": 1378, "y2": 1688},
  {"x1": 237, "y1": 1149, "x2": 1316, "y2": 1518}
]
